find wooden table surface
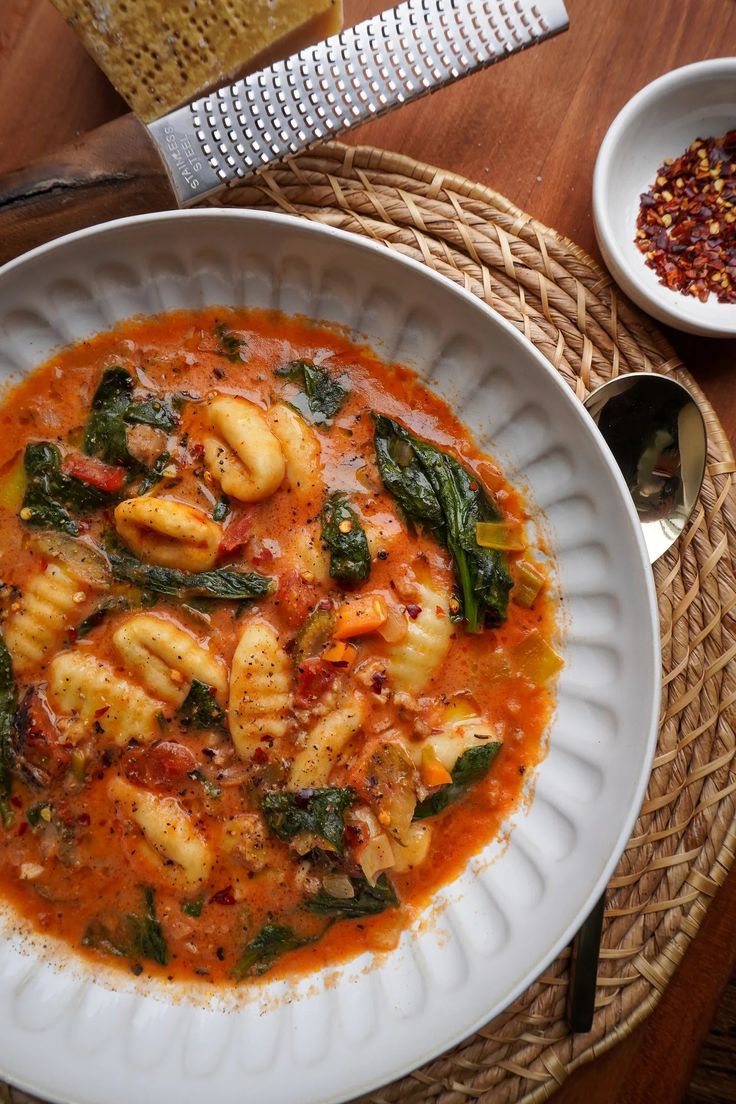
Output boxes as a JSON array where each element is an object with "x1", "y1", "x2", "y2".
[{"x1": 1, "y1": 1, "x2": 736, "y2": 1101}]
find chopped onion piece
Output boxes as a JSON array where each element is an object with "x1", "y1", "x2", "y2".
[
  {"x1": 475, "y1": 520, "x2": 526, "y2": 551},
  {"x1": 514, "y1": 561, "x2": 546, "y2": 608},
  {"x1": 513, "y1": 630, "x2": 564, "y2": 684},
  {"x1": 357, "y1": 833, "x2": 395, "y2": 886}
]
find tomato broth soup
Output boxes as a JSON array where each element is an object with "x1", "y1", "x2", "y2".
[{"x1": 0, "y1": 308, "x2": 561, "y2": 984}]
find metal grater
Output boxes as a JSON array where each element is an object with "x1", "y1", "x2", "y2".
[{"x1": 148, "y1": 0, "x2": 568, "y2": 206}]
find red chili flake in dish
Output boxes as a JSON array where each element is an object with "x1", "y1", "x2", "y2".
[
  {"x1": 636, "y1": 130, "x2": 736, "y2": 303},
  {"x1": 251, "y1": 746, "x2": 268, "y2": 765},
  {"x1": 370, "y1": 670, "x2": 388, "y2": 694},
  {"x1": 211, "y1": 886, "x2": 236, "y2": 906},
  {"x1": 404, "y1": 603, "x2": 422, "y2": 620}
]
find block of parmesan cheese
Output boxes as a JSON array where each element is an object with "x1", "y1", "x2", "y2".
[{"x1": 51, "y1": 0, "x2": 343, "y2": 122}]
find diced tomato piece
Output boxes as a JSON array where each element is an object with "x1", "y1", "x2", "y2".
[
  {"x1": 277, "y1": 570, "x2": 321, "y2": 629},
  {"x1": 219, "y1": 507, "x2": 254, "y2": 555},
  {"x1": 295, "y1": 657, "x2": 335, "y2": 706},
  {"x1": 62, "y1": 453, "x2": 127, "y2": 492},
  {"x1": 124, "y1": 741, "x2": 197, "y2": 787}
]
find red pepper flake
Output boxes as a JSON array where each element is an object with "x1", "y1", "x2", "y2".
[
  {"x1": 11, "y1": 797, "x2": 22, "y2": 810},
  {"x1": 469, "y1": 481, "x2": 478, "y2": 491},
  {"x1": 94, "y1": 706, "x2": 110, "y2": 719},
  {"x1": 404, "y1": 603, "x2": 422, "y2": 620},
  {"x1": 636, "y1": 130, "x2": 736, "y2": 304},
  {"x1": 77, "y1": 812, "x2": 91, "y2": 827},
  {"x1": 251, "y1": 746, "x2": 268, "y2": 764},
  {"x1": 211, "y1": 886, "x2": 236, "y2": 906},
  {"x1": 343, "y1": 824, "x2": 363, "y2": 849},
  {"x1": 370, "y1": 670, "x2": 388, "y2": 694},
  {"x1": 18, "y1": 821, "x2": 27, "y2": 837}
]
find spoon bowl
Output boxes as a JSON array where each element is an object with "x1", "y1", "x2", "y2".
[
  {"x1": 584, "y1": 372, "x2": 707, "y2": 564},
  {"x1": 569, "y1": 369, "x2": 707, "y2": 1032}
]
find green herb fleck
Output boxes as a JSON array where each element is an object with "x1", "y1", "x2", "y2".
[{"x1": 181, "y1": 896, "x2": 205, "y2": 918}]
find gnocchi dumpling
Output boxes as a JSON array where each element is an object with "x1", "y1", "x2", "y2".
[
  {"x1": 269, "y1": 402, "x2": 322, "y2": 505},
  {"x1": 47, "y1": 651, "x2": 165, "y2": 745},
  {"x1": 228, "y1": 620, "x2": 291, "y2": 760},
  {"x1": 4, "y1": 561, "x2": 103, "y2": 675},
  {"x1": 287, "y1": 524, "x2": 330, "y2": 586},
  {"x1": 204, "y1": 395, "x2": 285, "y2": 502},
  {"x1": 384, "y1": 580, "x2": 453, "y2": 693},
  {"x1": 113, "y1": 613, "x2": 227, "y2": 706},
  {"x1": 109, "y1": 777, "x2": 213, "y2": 888},
  {"x1": 290, "y1": 694, "x2": 367, "y2": 788},
  {"x1": 114, "y1": 496, "x2": 221, "y2": 572}
]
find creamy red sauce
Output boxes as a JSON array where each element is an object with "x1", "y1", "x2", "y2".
[{"x1": 0, "y1": 308, "x2": 559, "y2": 985}]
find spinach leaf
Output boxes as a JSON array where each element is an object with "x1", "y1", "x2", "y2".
[
  {"x1": 212, "y1": 495, "x2": 230, "y2": 522},
  {"x1": 0, "y1": 634, "x2": 17, "y2": 827},
  {"x1": 413, "y1": 741, "x2": 503, "y2": 819},
  {"x1": 136, "y1": 451, "x2": 170, "y2": 496},
  {"x1": 261, "y1": 787, "x2": 356, "y2": 854},
  {"x1": 84, "y1": 367, "x2": 178, "y2": 469},
  {"x1": 214, "y1": 322, "x2": 245, "y2": 362},
  {"x1": 75, "y1": 596, "x2": 132, "y2": 639},
  {"x1": 276, "y1": 359, "x2": 348, "y2": 422},
  {"x1": 126, "y1": 887, "x2": 169, "y2": 966},
  {"x1": 233, "y1": 923, "x2": 314, "y2": 979},
  {"x1": 83, "y1": 887, "x2": 168, "y2": 967},
  {"x1": 84, "y1": 366, "x2": 136, "y2": 467},
  {"x1": 321, "y1": 493, "x2": 370, "y2": 585},
  {"x1": 179, "y1": 680, "x2": 226, "y2": 731},
  {"x1": 373, "y1": 415, "x2": 513, "y2": 631},
  {"x1": 106, "y1": 541, "x2": 272, "y2": 602},
  {"x1": 181, "y1": 896, "x2": 205, "y2": 918},
  {"x1": 307, "y1": 874, "x2": 398, "y2": 919},
  {"x1": 20, "y1": 443, "x2": 116, "y2": 535},
  {"x1": 124, "y1": 400, "x2": 178, "y2": 432}
]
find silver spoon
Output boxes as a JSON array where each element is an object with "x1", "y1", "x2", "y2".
[{"x1": 567, "y1": 371, "x2": 707, "y2": 1032}]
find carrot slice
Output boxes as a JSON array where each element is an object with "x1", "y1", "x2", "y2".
[
  {"x1": 420, "y1": 746, "x2": 453, "y2": 787},
  {"x1": 333, "y1": 595, "x2": 388, "y2": 640}
]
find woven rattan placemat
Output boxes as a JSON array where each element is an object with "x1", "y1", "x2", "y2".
[{"x1": 5, "y1": 143, "x2": 736, "y2": 1104}]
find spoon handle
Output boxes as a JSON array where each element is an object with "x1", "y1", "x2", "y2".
[{"x1": 567, "y1": 894, "x2": 605, "y2": 1032}]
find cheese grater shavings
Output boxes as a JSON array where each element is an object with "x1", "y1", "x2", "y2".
[{"x1": 51, "y1": 0, "x2": 343, "y2": 122}]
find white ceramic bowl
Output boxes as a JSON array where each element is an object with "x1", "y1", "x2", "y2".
[
  {"x1": 0, "y1": 211, "x2": 659, "y2": 1104},
  {"x1": 593, "y1": 57, "x2": 736, "y2": 338}
]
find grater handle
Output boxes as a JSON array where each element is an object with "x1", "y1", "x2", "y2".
[{"x1": 0, "y1": 115, "x2": 175, "y2": 267}]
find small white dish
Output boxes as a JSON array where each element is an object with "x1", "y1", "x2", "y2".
[{"x1": 593, "y1": 57, "x2": 736, "y2": 338}]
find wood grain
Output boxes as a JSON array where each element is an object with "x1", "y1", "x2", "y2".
[{"x1": 0, "y1": 1, "x2": 735, "y2": 1102}]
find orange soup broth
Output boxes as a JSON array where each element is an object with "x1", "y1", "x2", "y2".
[{"x1": 0, "y1": 307, "x2": 558, "y2": 986}]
